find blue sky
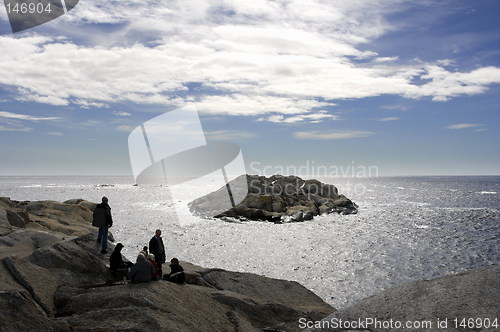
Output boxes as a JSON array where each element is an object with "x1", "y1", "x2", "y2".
[{"x1": 0, "y1": 0, "x2": 499, "y2": 176}]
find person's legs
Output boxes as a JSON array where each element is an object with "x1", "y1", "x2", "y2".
[
  {"x1": 99, "y1": 226, "x2": 108, "y2": 252},
  {"x1": 156, "y1": 261, "x2": 162, "y2": 278},
  {"x1": 97, "y1": 227, "x2": 102, "y2": 242}
]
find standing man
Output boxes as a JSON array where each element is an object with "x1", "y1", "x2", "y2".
[
  {"x1": 92, "y1": 196, "x2": 113, "y2": 254},
  {"x1": 149, "y1": 229, "x2": 166, "y2": 278}
]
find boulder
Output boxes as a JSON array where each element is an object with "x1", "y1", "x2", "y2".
[
  {"x1": 308, "y1": 265, "x2": 500, "y2": 331},
  {"x1": 0, "y1": 229, "x2": 63, "y2": 259},
  {"x1": 201, "y1": 269, "x2": 332, "y2": 321},
  {"x1": 190, "y1": 175, "x2": 358, "y2": 222},
  {"x1": 0, "y1": 290, "x2": 58, "y2": 332},
  {"x1": 0, "y1": 198, "x2": 97, "y2": 259},
  {"x1": 0, "y1": 208, "x2": 13, "y2": 236},
  {"x1": 64, "y1": 199, "x2": 97, "y2": 212}
]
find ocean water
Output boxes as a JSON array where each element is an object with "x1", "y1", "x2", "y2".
[{"x1": 1, "y1": 175, "x2": 499, "y2": 309}]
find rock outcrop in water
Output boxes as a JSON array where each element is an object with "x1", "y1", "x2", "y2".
[
  {"x1": 189, "y1": 174, "x2": 358, "y2": 222},
  {"x1": 0, "y1": 197, "x2": 335, "y2": 332}
]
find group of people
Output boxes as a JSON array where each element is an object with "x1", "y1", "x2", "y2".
[{"x1": 93, "y1": 196, "x2": 185, "y2": 284}]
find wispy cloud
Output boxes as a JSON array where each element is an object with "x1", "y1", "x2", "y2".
[
  {"x1": 204, "y1": 130, "x2": 256, "y2": 140},
  {"x1": 257, "y1": 111, "x2": 338, "y2": 124},
  {"x1": 46, "y1": 132, "x2": 64, "y2": 136},
  {"x1": 112, "y1": 111, "x2": 132, "y2": 117},
  {"x1": 0, "y1": 125, "x2": 33, "y2": 132},
  {"x1": 377, "y1": 117, "x2": 400, "y2": 122},
  {"x1": 446, "y1": 123, "x2": 483, "y2": 130},
  {"x1": 380, "y1": 105, "x2": 409, "y2": 111},
  {"x1": 294, "y1": 130, "x2": 374, "y2": 140},
  {"x1": 75, "y1": 100, "x2": 109, "y2": 109},
  {"x1": 116, "y1": 125, "x2": 136, "y2": 132},
  {"x1": 373, "y1": 56, "x2": 399, "y2": 63},
  {"x1": 0, "y1": 111, "x2": 62, "y2": 121}
]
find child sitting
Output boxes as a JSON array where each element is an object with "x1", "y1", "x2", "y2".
[{"x1": 147, "y1": 253, "x2": 158, "y2": 280}]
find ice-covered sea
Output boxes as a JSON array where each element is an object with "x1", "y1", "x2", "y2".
[{"x1": 1, "y1": 175, "x2": 499, "y2": 309}]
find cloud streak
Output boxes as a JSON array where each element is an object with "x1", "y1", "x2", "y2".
[
  {"x1": 0, "y1": 111, "x2": 62, "y2": 121},
  {"x1": 0, "y1": 125, "x2": 33, "y2": 132},
  {"x1": 294, "y1": 130, "x2": 374, "y2": 140},
  {"x1": 377, "y1": 117, "x2": 400, "y2": 122},
  {"x1": 446, "y1": 123, "x2": 483, "y2": 130},
  {"x1": 204, "y1": 130, "x2": 256, "y2": 141}
]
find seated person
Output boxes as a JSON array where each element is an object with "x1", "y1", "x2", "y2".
[
  {"x1": 129, "y1": 253, "x2": 154, "y2": 283},
  {"x1": 140, "y1": 246, "x2": 148, "y2": 258},
  {"x1": 147, "y1": 253, "x2": 158, "y2": 280},
  {"x1": 109, "y1": 243, "x2": 133, "y2": 279},
  {"x1": 165, "y1": 257, "x2": 185, "y2": 284}
]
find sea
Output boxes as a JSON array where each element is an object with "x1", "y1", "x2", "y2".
[{"x1": 1, "y1": 175, "x2": 499, "y2": 309}]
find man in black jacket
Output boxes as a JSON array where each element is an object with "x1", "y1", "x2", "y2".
[
  {"x1": 92, "y1": 196, "x2": 113, "y2": 254},
  {"x1": 149, "y1": 229, "x2": 166, "y2": 278}
]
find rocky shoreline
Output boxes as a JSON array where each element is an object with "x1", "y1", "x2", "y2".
[
  {"x1": 189, "y1": 175, "x2": 358, "y2": 222},
  {"x1": 0, "y1": 197, "x2": 334, "y2": 332}
]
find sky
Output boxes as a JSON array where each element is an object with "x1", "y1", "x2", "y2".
[{"x1": 0, "y1": 0, "x2": 499, "y2": 177}]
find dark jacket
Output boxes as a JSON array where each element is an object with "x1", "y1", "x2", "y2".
[
  {"x1": 130, "y1": 257, "x2": 154, "y2": 283},
  {"x1": 167, "y1": 263, "x2": 185, "y2": 284},
  {"x1": 110, "y1": 250, "x2": 129, "y2": 271},
  {"x1": 92, "y1": 203, "x2": 112, "y2": 228},
  {"x1": 148, "y1": 236, "x2": 166, "y2": 264}
]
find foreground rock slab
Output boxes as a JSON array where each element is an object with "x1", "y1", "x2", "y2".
[{"x1": 307, "y1": 265, "x2": 500, "y2": 332}]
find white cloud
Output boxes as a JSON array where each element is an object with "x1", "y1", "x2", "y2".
[
  {"x1": 258, "y1": 110, "x2": 339, "y2": 123},
  {"x1": 373, "y1": 56, "x2": 399, "y2": 63},
  {"x1": 294, "y1": 130, "x2": 374, "y2": 140},
  {"x1": 0, "y1": 0, "x2": 498, "y2": 116},
  {"x1": 75, "y1": 100, "x2": 109, "y2": 109},
  {"x1": 46, "y1": 132, "x2": 64, "y2": 136},
  {"x1": 377, "y1": 117, "x2": 400, "y2": 122},
  {"x1": 436, "y1": 59, "x2": 456, "y2": 67},
  {"x1": 446, "y1": 123, "x2": 483, "y2": 130},
  {"x1": 0, "y1": 111, "x2": 62, "y2": 121},
  {"x1": 193, "y1": 94, "x2": 329, "y2": 116}
]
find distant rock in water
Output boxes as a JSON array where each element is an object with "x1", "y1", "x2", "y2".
[{"x1": 189, "y1": 174, "x2": 358, "y2": 222}]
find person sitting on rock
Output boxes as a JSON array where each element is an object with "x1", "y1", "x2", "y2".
[
  {"x1": 147, "y1": 253, "x2": 158, "y2": 280},
  {"x1": 129, "y1": 253, "x2": 154, "y2": 283},
  {"x1": 109, "y1": 243, "x2": 133, "y2": 279},
  {"x1": 140, "y1": 246, "x2": 148, "y2": 258},
  {"x1": 164, "y1": 258, "x2": 185, "y2": 284}
]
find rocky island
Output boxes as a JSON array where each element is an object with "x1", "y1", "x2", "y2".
[{"x1": 189, "y1": 174, "x2": 358, "y2": 222}]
